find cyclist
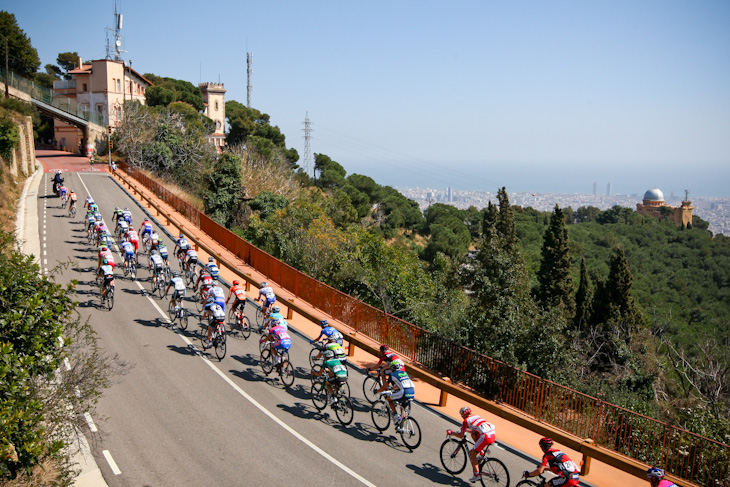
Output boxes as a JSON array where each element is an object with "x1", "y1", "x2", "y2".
[
  {"x1": 59, "y1": 183, "x2": 68, "y2": 204},
  {"x1": 166, "y1": 271, "x2": 187, "y2": 310},
  {"x1": 139, "y1": 218, "x2": 153, "y2": 242},
  {"x1": 207, "y1": 280, "x2": 226, "y2": 312},
  {"x1": 85, "y1": 210, "x2": 96, "y2": 236},
  {"x1": 646, "y1": 467, "x2": 677, "y2": 487},
  {"x1": 523, "y1": 437, "x2": 580, "y2": 487},
  {"x1": 98, "y1": 245, "x2": 115, "y2": 272},
  {"x1": 99, "y1": 263, "x2": 115, "y2": 301},
  {"x1": 185, "y1": 247, "x2": 198, "y2": 275},
  {"x1": 204, "y1": 256, "x2": 219, "y2": 279},
  {"x1": 112, "y1": 206, "x2": 124, "y2": 224},
  {"x1": 148, "y1": 229, "x2": 160, "y2": 252},
  {"x1": 97, "y1": 231, "x2": 112, "y2": 250},
  {"x1": 311, "y1": 349, "x2": 348, "y2": 404},
  {"x1": 84, "y1": 195, "x2": 94, "y2": 210},
  {"x1": 266, "y1": 305, "x2": 287, "y2": 330},
  {"x1": 148, "y1": 250, "x2": 165, "y2": 288},
  {"x1": 261, "y1": 317, "x2": 291, "y2": 370},
  {"x1": 311, "y1": 319, "x2": 344, "y2": 348},
  {"x1": 68, "y1": 190, "x2": 77, "y2": 214},
  {"x1": 122, "y1": 207, "x2": 132, "y2": 225},
  {"x1": 158, "y1": 240, "x2": 170, "y2": 265},
  {"x1": 372, "y1": 344, "x2": 404, "y2": 390},
  {"x1": 204, "y1": 302, "x2": 226, "y2": 349},
  {"x1": 52, "y1": 170, "x2": 64, "y2": 195},
  {"x1": 121, "y1": 240, "x2": 136, "y2": 271},
  {"x1": 126, "y1": 227, "x2": 140, "y2": 259},
  {"x1": 448, "y1": 407, "x2": 497, "y2": 483},
  {"x1": 174, "y1": 234, "x2": 191, "y2": 261},
  {"x1": 116, "y1": 219, "x2": 129, "y2": 239},
  {"x1": 379, "y1": 362, "x2": 415, "y2": 424},
  {"x1": 325, "y1": 337, "x2": 347, "y2": 362},
  {"x1": 89, "y1": 201, "x2": 99, "y2": 214},
  {"x1": 226, "y1": 280, "x2": 247, "y2": 318},
  {"x1": 194, "y1": 267, "x2": 212, "y2": 293},
  {"x1": 257, "y1": 281, "x2": 276, "y2": 315}
]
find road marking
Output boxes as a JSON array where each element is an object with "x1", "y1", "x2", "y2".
[
  {"x1": 102, "y1": 450, "x2": 121, "y2": 475},
  {"x1": 44, "y1": 259, "x2": 47, "y2": 265},
  {"x1": 84, "y1": 412, "x2": 98, "y2": 432}
]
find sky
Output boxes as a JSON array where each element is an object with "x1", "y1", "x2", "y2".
[{"x1": 7, "y1": 0, "x2": 730, "y2": 197}]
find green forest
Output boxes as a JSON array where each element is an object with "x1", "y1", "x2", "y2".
[{"x1": 2, "y1": 7, "x2": 728, "y2": 455}]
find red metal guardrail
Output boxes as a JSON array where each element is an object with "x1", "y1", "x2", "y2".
[{"x1": 119, "y1": 162, "x2": 729, "y2": 486}]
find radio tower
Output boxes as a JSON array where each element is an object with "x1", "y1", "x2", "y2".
[
  {"x1": 246, "y1": 52, "x2": 253, "y2": 107},
  {"x1": 106, "y1": 0, "x2": 124, "y2": 61},
  {"x1": 303, "y1": 112, "x2": 313, "y2": 177}
]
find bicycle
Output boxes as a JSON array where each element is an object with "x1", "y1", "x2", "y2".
[
  {"x1": 68, "y1": 202, "x2": 76, "y2": 218},
  {"x1": 370, "y1": 395, "x2": 422, "y2": 449},
  {"x1": 362, "y1": 368, "x2": 385, "y2": 403},
  {"x1": 310, "y1": 376, "x2": 354, "y2": 426},
  {"x1": 185, "y1": 266, "x2": 197, "y2": 289},
  {"x1": 168, "y1": 299, "x2": 189, "y2": 330},
  {"x1": 199, "y1": 320, "x2": 227, "y2": 360},
  {"x1": 309, "y1": 342, "x2": 326, "y2": 368},
  {"x1": 228, "y1": 303, "x2": 251, "y2": 339},
  {"x1": 99, "y1": 279, "x2": 115, "y2": 311},
  {"x1": 150, "y1": 270, "x2": 166, "y2": 298},
  {"x1": 516, "y1": 474, "x2": 548, "y2": 487},
  {"x1": 142, "y1": 235, "x2": 152, "y2": 255},
  {"x1": 259, "y1": 345, "x2": 295, "y2": 388},
  {"x1": 439, "y1": 436, "x2": 510, "y2": 487},
  {"x1": 123, "y1": 258, "x2": 137, "y2": 279},
  {"x1": 162, "y1": 263, "x2": 172, "y2": 284}
]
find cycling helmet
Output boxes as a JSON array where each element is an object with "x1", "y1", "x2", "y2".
[
  {"x1": 172, "y1": 271, "x2": 180, "y2": 277},
  {"x1": 124, "y1": 207, "x2": 129, "y2": 211},
  {"x1": 260, "y1": 282, "x2": 267, "y2": 287},
  {"x1": 379, "y1": 344, "x2": 389, "y2": 353},
  {"x1": 320, "y1": 319, "x2": 328, "y2": 327},
  {"x1": 58, "y1": 170, "x2": 63, "y2": 174},
  {"x1": 115, "y1": 206, "x2": 120, "y2": 211},
  {"x1": 179, "y1": 234, "x2": 184, "y2": 239},
  {"x1": 459, "y1": 406, "x2": 471, "y2": 418},
  {"x1": 208, "y1": 256, "x2": 215, "y2": 262},
  {"x1": 233, "y1": 280, "x2": 239, "y2": 285},
  {"x1": 212, "y1": 280, "x2": 219, "y2": 286},
  {"x1": 539, "y1": 437, "x2": 554, "y2": 449},
  {"x1": 646, "y1": 468, "x2": 665, "y2": 479},
  {"x1": 390, "y1": 361, "x2": 402, "y2": 371},
  {"x1": 272, "y1": 306, "x2": 281, "y2": 313},
  {"x1": 323, "y1": 349, "x2": 335, "y2": 359},
  {"x1": 101, "y1": 245, "x2": 108, "y2": 251}
]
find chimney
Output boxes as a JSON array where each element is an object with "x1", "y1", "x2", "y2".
[{"x1": 78, "y1": 56, "x2": 83, "y2": 69}]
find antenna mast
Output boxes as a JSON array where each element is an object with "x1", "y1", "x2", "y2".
[
  {"x1": 303, "y1": 112, "x2": 313, "y2": 177},
  {"x1": 246, "y1": 52, "x2": 253, "y2": 107},
  {"x1": 106, "y1": 0, "x2": 125, "y2": 61}
]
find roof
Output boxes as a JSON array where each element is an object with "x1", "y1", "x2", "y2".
[{"x1": 643, "y1": 188, "x2": 665, "y2": 202}]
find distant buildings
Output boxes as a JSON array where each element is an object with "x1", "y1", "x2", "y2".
[{"x1": 636, "y1": 187, "x2": 693, "y2": 227}]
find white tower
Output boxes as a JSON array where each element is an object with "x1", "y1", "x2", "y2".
[{"x1": 199, "y1": 82, "x2": 227, "y2": 152}]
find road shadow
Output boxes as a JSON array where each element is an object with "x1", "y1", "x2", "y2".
[
  {"x1": 230, "y1": 367, "x2": 266, "y2": 383},
  {"x1": 134, "y1": 318, "x2": 163, "y2": 328},
  {"x1": 406, "y1": 463, "x2": 469, "y2": 485},
  {"x1": 166, "y1": 344, "x2": 197, "y2": 357}
]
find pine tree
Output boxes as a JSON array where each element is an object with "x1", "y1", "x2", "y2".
[
  {"x1": 482, "y1": 201, "x2": 498, "y2": 239},
  {"x1": 535, "y1": 205, "x2": 575, "y2": 317}
]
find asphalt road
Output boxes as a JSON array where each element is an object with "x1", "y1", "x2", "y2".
[{"x1": 38, "y1": 170, "x2": 542, "y2": 487}]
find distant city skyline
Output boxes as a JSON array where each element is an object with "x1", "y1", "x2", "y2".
[{"x1": 9, "y1": 1, "x2": 730, "y2": 198}]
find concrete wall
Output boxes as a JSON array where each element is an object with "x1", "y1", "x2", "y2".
[{"x1": 3, "y1": 114, "x2": 36, "y2": 177}]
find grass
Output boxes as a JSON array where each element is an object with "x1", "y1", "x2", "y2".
[{"x1": 0, "y1": 166, "x2": 28, "y2": 234}]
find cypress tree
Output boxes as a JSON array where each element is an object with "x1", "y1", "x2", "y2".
[
  {"x1": 535, "y1": 204, "x2": 575, "y2": 317},
  {"x1": 574, "y1": 257, "x2": 592, "y2": 330},
  {"x1": 496, "y1": 187, "x2": 518, "y2": 250}
]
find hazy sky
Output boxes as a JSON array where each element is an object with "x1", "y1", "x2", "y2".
[{"x1": 9, "y1": 1, "x2": 730, "y2": 196}]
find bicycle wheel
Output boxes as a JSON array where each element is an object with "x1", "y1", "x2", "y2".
[
  {"x1": 195, "y1": 293, "x2": 204, "y2": 313},
  {"x1": 309, "y1": 347, "x2": 322, "y2": 368},
  {"x1": 334, "y1": 395, "x2": 354, "y2": 426},
  {"x1": 514, "y1": 481, "x2": 539, "y2": 487},
  {"x1": 370, "y1": 399, "x2": 391, "y2": 431},
  {"x1": 440, "y1": 438, "x2": 468, "y2": 475},
  {"x1": 399, "y1": 416, "x2": 422, "y2": 450},
  {"x1": 362, "y1": 375, "x2": 381, "y2": 403},
  {"x1": 255, "y1": 306, "x2": 264, "y2": 326},
  {"x1": 214, "y1": 333, "x2": 226, "y2": 361},
  {"x1": 260, "y1": 349, "x2": 274, "y2": 375},
  {"x1": 186, "y1": 270, "x2": 196, "y2": 289},
  {"x1": 156, "y1": 279, "x2": 166, "y2": 299},
  {"x1": 280, "y1": 360, "x2": 295, "y2": 388},
  {"x1": 70, "y1": 206, "x2": 76, "y2": 218},
  {"x1": 168, "y1": 300, "x2": 176, "y2": 321},
  {"x1": 198, "y1": 325, "x2": 209, "y2": 349},
  {"x1": 310, "y1": 382, "x2": 327, "y2": 411},
  {"x1": 479, "y1": 458, "x2": 509, "y2": 487},
  {"x1": 163, "y1": 266, "x2": 172, "y2": 283},
  {"x1": 106, "y1": 288, "x2": 114, "y2": 310},
  {"x1": 179, "y1": 309, "x2": 189, "y2": 331},
  {"x1": 240, "y1": 315, "x2": 251, "y2": 339}
]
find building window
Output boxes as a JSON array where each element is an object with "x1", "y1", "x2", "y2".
[
  {"x1": 116, "y1": 79, "x2": 121, "y2": 92},
  {"x1": 82, "y1": 83, "x2": 88, "y2": 91},
  {"x1": 116, "y1": 106, "x2": 122, "y2": 122},
  {"x1": 215, "y1": 101, "x2": 219, "y2": 111}
]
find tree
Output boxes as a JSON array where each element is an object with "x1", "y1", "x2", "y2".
[
  {"x1": 0, "y1": 11, "x2": 40, "y2": 77},
  {"x1": 204, "y1": 153, "x2": 244, "y2": 227},
  {"x1": 535, "y1": 204, "x2": 575, "y2": 317},
  {"x1": 496, "y1": 187, "x2": 518, "y2": 249},
  {"x1": 145, "y1": 85, "x2": 176, "y2": 107},
  {"x1": 573, "y1": 257, "x2": 592, "y2": 331},
  {"x1": 249, "y1": 191, "x2": 289, "y2": 220},
  {"x1": 55, "y1": 51, "x2": 79, "y2": 79}
]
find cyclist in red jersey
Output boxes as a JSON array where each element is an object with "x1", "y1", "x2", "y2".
[
  {"x1": 447, "y1": 406, "x2": 496, "y2": 483},
  {"x1": 372, "y1": 344, "x2": 404, "y2": 392},
  {"x1": 523, "y1": 437, "x2": 580, "y2": 486},
  {"x1": 646, "y1": 467, "x2": 678, "y2": 487},
  {"x1": 226, "y1": 280, "x2": 247, "y2": 316}
]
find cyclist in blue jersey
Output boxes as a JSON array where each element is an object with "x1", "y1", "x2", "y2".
[{"x1": 311, "y1": 319, "x2": 343, "y2": 347}]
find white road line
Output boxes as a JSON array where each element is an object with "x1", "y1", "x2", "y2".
[
  {"x1": 102, "y1": 450, "x2": 121, "y2": 475},
  {"x1": 44, "y1": 258, "x2": 48, "y2": 265},
  {"x1": 84, "y1": 412, "x2": 98, "y2": 432}
]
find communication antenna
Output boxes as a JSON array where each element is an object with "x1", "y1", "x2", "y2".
[
  {"x1": 303, "y1": 112, "x2": 313, "y2": 177},
  {"x1": 105, "y1": 0, "x2": 125, "y2": 61},
  {"x1": 246, "y1": 52, "x2": 253, "y2": 107},
  {"x1": 684, "y1": 189, "x2": 690, "y2": 201}
]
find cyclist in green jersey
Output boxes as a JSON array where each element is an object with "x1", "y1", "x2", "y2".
[{"x1": 312, "y1": 349, "x2": 348, "y2": 403}]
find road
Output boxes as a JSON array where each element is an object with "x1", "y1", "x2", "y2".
[{"x1": 37, "y1": 166, "x2": 546, "y2": 487}]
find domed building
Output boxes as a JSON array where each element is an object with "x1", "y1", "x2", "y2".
[{"x1": 636, "y1": 187, "x2": 693, "y2": 227}]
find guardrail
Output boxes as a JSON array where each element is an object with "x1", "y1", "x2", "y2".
[{"x1": 114, "y1": 163, "x2": 728, "y2": 487}]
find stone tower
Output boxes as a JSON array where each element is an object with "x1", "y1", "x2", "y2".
[{"x1": 199, "y1": 82, "x2": 226, "y2": 151}]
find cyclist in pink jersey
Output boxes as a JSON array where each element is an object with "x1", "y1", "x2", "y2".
[{"x1": 646, "y1": 467, "x2": 678, "y2": 487}]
